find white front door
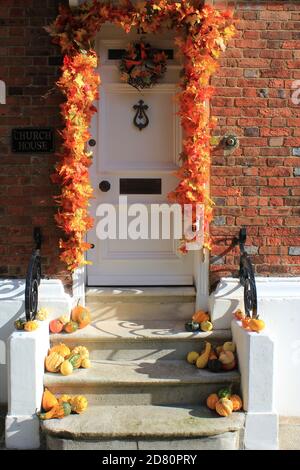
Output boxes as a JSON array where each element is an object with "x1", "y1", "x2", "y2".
[{"x1": 87, "y1": 25, "x2": 194, "y2": 286}]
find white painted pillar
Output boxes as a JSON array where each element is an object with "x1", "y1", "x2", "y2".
[
  {"x1": 5, "y1": 321, "x2": 50, "y2": 449},
  {"x1": 232, "y1": 319, "x2": 278, "y2": 450}
]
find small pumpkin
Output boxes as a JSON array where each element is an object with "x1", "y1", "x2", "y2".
[
  {"x1": 230, "y1": 394, "x2": 243, "y2": 411},
  {"x1": 60, "y1": 360, "x2": 73, "y2": 376},
  {"x1": 36, "y1": 308, "x2": 49, "y2": 321},
  {"x1": 218, "y1": 387, "x2": 231, "y2": 399},
  {"x1": 185, "y1": 321, "x2": 200, "y2": 332},
  {"x1": 39, "y1": 402, "x2": 71, "y2": 420},
  {"x1": 219, "y1": 350, "x2": 235, "y2": 365},
  {"x1": 42, "y1": 388, "x2": 58, "y2": 412},
  {"x1": 207, "y1": 359, "x2": 223, "y2": 373},
  {"x1": 70, "y1": 395, "x2": 88, "y2": 414},
  {"x1": 216, "y1": 398, "x2": 233, "y2": 417},
  {"x1": 187, "y1": 351, "x2": 199, "y2": 365},
  {"x1": 192, "y1": 310, "x2": 209, "y2": 323},
  {"x1": 15, "y1": 319, "x2": 25, "y2": 330},
  {"x1": 45, "y1": 352, "x2": 64, "y2": 373},
  {"x1": 223, "y1": 341, "x2": 236, "y2": 353},
  {"x1": 249, "y1": 318, "x2": 265, "y2": 332},
  {"x1": 206, "y1": 393, "x2": 219, "y2": 410},
  {"x1": 200, "y1": 320, "x2": 213, "y2": 332},
  {"x1": 68, "y1": 353, "x2": 82, "y2": 369},
  {"x1": 72, "y1": 346, "x2": 89, "y2": 359},
  {"x1": 215, "y1": 345, "x2": 223, "y2": 356},
  {"x1": 234, "y1": 309, "x2": 245, "y2": 321},
  {"x1": 71, "y1": 305, "x2": 89, "y2": 322},
  {"x1": 77, "y1": 310, "x2": 91, "y2": 329},
  {"x1": 64, "y1": 321, "x2": 79, "y2": 334},
  {"x1": 241, "y1": 317, "x2": 251, "y2": 330},
  {"x1": 24, "y1": 320, "x2": 39, "y2": 332},
  {"x1": 81, "y1": 358, "x2": 91, "y2": 369},
  {"x1": 49, "y1": 319, "x2": 64, "y2": 334},
  {"x1": 49, "y1": 343, "x2": 70, "y2": 358}
]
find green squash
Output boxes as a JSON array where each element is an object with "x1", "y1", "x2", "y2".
[
  {"x1": 218, "y1": 387, "x2": 231, "y2": 399},
  {"x1": 68, "y1": 353, "x2": 81, "y2": 369},
  {"x1": 185, "y1": 321, "x2": 200, "y2": 332}
]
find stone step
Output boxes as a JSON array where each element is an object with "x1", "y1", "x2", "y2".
[
  {"x1": 42, "y1": 404, "x2": 245, "y2": 450},
  {"x1": 44, "y1": 359, "x2": 240, "y2": 406},
  {"x1": 86, "y1": 287, "x2": 196, "y2": 320},
  {"x1": 50, "y1": 321, "x2": 231, "y2": 361}
]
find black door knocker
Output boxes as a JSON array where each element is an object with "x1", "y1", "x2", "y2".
[{"x1": 133, "y1": 100, "x2": 149, "y2": 131}]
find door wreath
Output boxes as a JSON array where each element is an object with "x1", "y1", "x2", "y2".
[{"x1": 119, "y1": 41, "x2": 168, "y2": 90}]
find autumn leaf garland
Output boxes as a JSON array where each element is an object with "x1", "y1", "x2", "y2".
[
  {"x1": 52, "y1": 52, "x2": 100, "y2": 270},
  {"x1": 48, "y1": 1, "x2": 235, "y2": 270}
]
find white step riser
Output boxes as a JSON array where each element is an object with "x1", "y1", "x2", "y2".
[
  {"x1": 46, "y1": 431, "x2": 242, "y2": 450},
  {"x1": 50, "y1": 338, "x2": 231, "y2": 361},
  {"x1": 46, "y1": 382, "x2": 239, "y2": 406},
  {"x1": 87, "y1": 301, "x2": 195, "y2": 321}
]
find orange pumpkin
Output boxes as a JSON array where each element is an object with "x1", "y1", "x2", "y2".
[
  {"x1": 49, "y1": 343, "x2": 70, "y2": 358},
  {"x1": 230, "y1": 394, "x2": 243, "y2": 411},
  {"x1": 49, "y1": 319, "x2": 64, "y2": 334},
  {"x1": 71, "y1": 305, "x2": 89, "y2": 322},
  {"x1": 192, "y1": 310, "x2": 209, "y2": 323},
  {"x1": 77, "y1": 309, "x2": 91, "y2": 329},
  {"x1": 234, "y1": 309, "x2": 245, "y2": 321},
  {"x1": 64, "y1": 321, "x2": 79, "y2": 334},
  {"x1": 215, "y1": 398, "x2": 233, "y2": 417},
  {"x1": 249, "y1": 318, "x2": 265, "y2": 332},
  {"x1": 241, "y1": 317, "x2": 251, "y2": 330},
  {"x1": 206, "y1": 393, "x2": 219, "y2": 410}
]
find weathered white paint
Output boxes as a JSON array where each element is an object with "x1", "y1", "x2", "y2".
[
  {"x1": 5, "y1": 321, "x2": 50, "y2": 449},
  {"x1": 0, "y1": 80, "x2": 6, "y2": 104},
  {"x1": 72, "y1": 267, "x2": 86, "y2": 306},
  {"x1": 210, "y1": 277, "x2": 300, "y2": 417},
  {"x1": 194, "y1": 248, "x2": 209, "y2": 311},
  {"x1": 0, "y1": 279, "x2": 72, "y2": 404},
  {"x1": 232, "y1": 319, "x2": 278, "y2": 450}
]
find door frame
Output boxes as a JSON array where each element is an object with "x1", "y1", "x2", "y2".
[{"x1": 72, "y1": 26, "x2": 210, "y2": 310}]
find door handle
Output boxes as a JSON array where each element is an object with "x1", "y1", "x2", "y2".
[{"x1": 99, "y1": 180, "x2": 111, "y2": 192}]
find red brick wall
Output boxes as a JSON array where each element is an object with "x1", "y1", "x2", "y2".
[
  {"x1": 0, "y1": 0, "x2": 72, "y2": 288},
  {"x1": 210, "y1": 0, "x2": 300, "y2": 287},
  {"x1": 1, "y1": 0, "x2": 300, "y2": 289}
]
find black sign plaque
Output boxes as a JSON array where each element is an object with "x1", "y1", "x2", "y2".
[{"x1": 12, "y1": 128, "x2": 55, "y2": 153}]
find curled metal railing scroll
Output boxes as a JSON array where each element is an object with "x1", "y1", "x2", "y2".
[
  {"x1": 25, "y1": 227, "x2": 42, "y2": 321},
  {"x1": 234, "y1": 228, "x2": 258, "y2": 319}
]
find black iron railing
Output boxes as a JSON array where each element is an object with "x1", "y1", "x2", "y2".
[
  {"x1": 234, "y1": 228, "x2": 258, "y2": 319},
  {"x1": 25, "y1": 227, "x2": 42, "y2": 321}
]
